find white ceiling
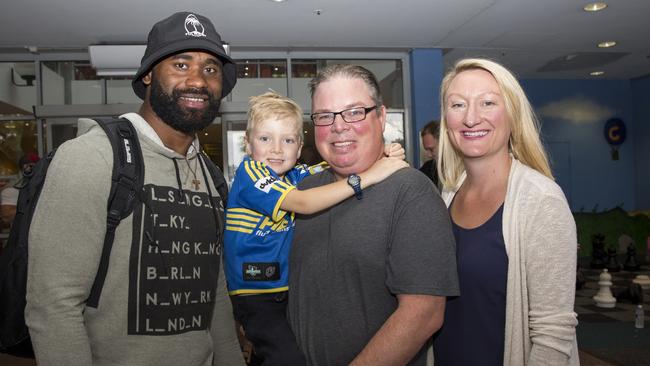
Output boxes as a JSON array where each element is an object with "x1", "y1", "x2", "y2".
[{"x1": 1, "y1": 0, "x2": 649, "y2": 79}]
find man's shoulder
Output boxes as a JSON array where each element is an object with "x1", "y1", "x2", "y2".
[
  {"x1": 61, "y1": 129, "x2": 110, "y2": 157},
  {"x1": 297, "y1": 169, "x2": 332, "y2": 189},
  {"x1": 388, "y1": 167, "x2": 435, "y2": 189},
  {"x1": 48, "y1": 122, "x2": 116, "y2": 177}
]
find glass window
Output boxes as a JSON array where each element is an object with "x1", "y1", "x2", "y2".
[
  {"x1": 0, "y1": 62, "x2": 37, "y2": 115},
  {"x1": 222, "y1": 118, "x2": 247, "y2": 184},
  {"x1": 299, "y1": 121, "x2": 322, "y2": 166},
  {"x1": 0, "y1": 119, "x2": 38, "y2": 180},
  {"x1": 291, "y1": 59, "x2": 317, "y2": 79},
  {"x1": 42, "y1": 61, "x2": 102, "y2": 105},
  {"x1": 231, "y1": 60, "x2": 288, "y2": 102},
  {"x1": 197, "y1": 121, "x2": 225, "y2": 171},
  {"x1": 385, "y1": 111, "x2": 405, "y2": 146},
  {"x1": 106, "y1": 79, "x2": 139, "y2": 104},
  {"x1": 46, "y1": 118, "x2": 78, "y2": 151},
  {"x1": 42, "y1": 61, "x2": 139, "y2": 105},
  {"x1": 290, "y1": 59, "x2": 403, "y2": 110}
]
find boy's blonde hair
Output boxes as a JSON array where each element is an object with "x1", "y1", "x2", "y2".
[
  {"x1": 438, "y1": 58, "x2": 553, "y2": 189},
  {"x1": 246, "y1": 91, "x2": 304, "y2": 143}
]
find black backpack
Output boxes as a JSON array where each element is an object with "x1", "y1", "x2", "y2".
[{"x1": 0, "y1": 117, "x2": 228, "y2": 358}]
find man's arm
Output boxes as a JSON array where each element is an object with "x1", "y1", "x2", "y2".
[
  {"x1": 25, "y1": 137, "x2": 111, "y2": 366},
  {"x1": 350, "y1": 295, "x2": 445, "y2": 366},
  {"x1": 281, "y1": 157, "x2": 408, "y2": 214}
]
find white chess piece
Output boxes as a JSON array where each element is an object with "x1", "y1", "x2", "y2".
[
  {"x1": 633, "y1": 275, "x2": 650, "y2": 290},
  {"x1": 593, "y1": 268, "x2": 616, "y2": 308}
]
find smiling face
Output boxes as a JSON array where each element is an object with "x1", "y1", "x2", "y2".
[
  {"x1": 246, "y1": 117, "x2": 302, "y2": 177},
  {"x1": 312, "y1": 76, "x2": 385, "y2": 180},
  {"x1": 143, "y1": 51, "x2": 223, "y2": 134},
  {"x1": 444, "y1": 68, "x2": 511, "y2": 163}
]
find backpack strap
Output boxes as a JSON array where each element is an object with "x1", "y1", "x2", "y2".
[{"x1": 86, "y1": 117, "x2": 144, "y2": 308}]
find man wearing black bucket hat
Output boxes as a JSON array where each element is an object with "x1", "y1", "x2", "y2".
[{"x1": 25, "y1": 12, "x2": 244, "y2": 366}]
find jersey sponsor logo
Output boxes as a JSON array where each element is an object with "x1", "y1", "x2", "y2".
[
  {"x1": 254, "y1": 176, "x2": 277, "y2": 193},
  {"x1": 243, "y1": 262, "x2": 280, "y2": 281},
  {"x1": 245, "y1": 264, "x2": 261, "y2": 277}
]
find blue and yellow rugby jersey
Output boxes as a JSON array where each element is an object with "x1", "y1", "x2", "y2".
[{"x1": 224, "y1": 156, "x2": 327, "y2": 295}]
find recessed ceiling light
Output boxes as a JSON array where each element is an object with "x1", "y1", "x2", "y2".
[
  {"x1": 590, "y1": 71, "x2": 605, "y2": 76},
  {"x1": 269, "y1": 0, "x2": 286, "y2": 2},
  {"x1": 584, "y1": 2, "x2": 607, "y2": 12},
  {"x1": 598, "y1": 41, "x2": 617, "y2": 48}
]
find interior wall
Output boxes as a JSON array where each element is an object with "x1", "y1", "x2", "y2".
[
  {"x1": 409, "y1": 49, "x2": 443, "y2": 168},
  {"x1": 631, "y1": 75, "x2": 650, "y2": 211},
  {"x1": 521, "y1": 79, "x2": 636, "y2": 212}
]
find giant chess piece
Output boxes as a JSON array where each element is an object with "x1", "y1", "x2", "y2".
[
  {"x1": 623, "y1": 244, "x2": 640, "y2": 271},
  {"x1": 613, "y1": 282, "x2": 644, "y2": 304},
  {"x1": 593, "y1": 268, "x2": 617, "y2": 308},
  {"x1": 633, "y1": 275, "x2": 650, "y2": 290},
  {"x1": 605, "y1": 247, "x2": 621, "y2": 273},
  {"x1": 590, "y1": 234, "x2": 607, "y2": 269}
]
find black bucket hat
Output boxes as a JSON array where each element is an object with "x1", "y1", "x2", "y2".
[{"x1": 132, "y1": 11, "x2": 237, "y2": 100}]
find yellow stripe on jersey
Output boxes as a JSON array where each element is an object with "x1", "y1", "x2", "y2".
[
  {"x1": 225, "y1": 226, "x2": 254, "y2": 234},
  {"x1": 226, "y1": 219, "x2": 257, "y2": 228},
  {"x1": 256, "y1": 161, "x2": 271, "y2": 176},
  {"x1": 269, "y1": 179, "x2": 293, "y2": 194},
  {"x1": 243, "y1": 160, "x2": 264, "y2": 181},
  {"x1": 251, "y1": 160, "x2": 272, "y2": 178},
  {"x1": 229, "y1": 286, "x2": 289, "y2": 296},
  {"x1": 226, "y1": 207, "x2": 262, "y2": 233},
  {"x1": 228, "y1": 207, "x2": 263, "y2": 217},
  {"x1": 308, "y1": 161, "x2": 330, "y2": 174},
  {"x1": 271, "y1": 185, "x2": 296, "y2": 221}
]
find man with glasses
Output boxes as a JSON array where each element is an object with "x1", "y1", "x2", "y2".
[{"x1": 287, "y1": 64, "x2": 459, "y2": 365}]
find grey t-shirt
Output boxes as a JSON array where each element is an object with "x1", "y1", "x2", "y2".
[{"x1": 288, "y1": 168, "x2": 459, "y2": 366}]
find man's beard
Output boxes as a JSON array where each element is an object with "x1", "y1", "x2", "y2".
[{"x1": 149, "y1": 78, "x2": 221, "y2": 134}]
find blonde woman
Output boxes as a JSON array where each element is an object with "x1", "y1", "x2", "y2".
[{"x1": 432, "y1": 58, "x2": 578, "y2": 366}]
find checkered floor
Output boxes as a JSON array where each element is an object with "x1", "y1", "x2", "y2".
[
  {"x1": 576, "y1": 265, "x2": 649, "y2": 323},
  {"x1": 575, "y1": 263, "x2": 650, "y2": 366}
]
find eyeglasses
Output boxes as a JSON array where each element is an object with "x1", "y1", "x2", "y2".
[{"x1": 310, "y1": 106, "x2": 378, "y2": 126}]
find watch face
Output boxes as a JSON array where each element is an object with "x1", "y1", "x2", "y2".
[{"x1": 348, "y1": 174, "x2": 360, "y2": 186}]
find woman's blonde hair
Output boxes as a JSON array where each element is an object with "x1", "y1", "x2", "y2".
[
  {"x1": 437, "y1": 58, "x2": 553, "y2": 188},
  {"x1": 246, "y1": 91, "x2": 304, "y2": 143}
]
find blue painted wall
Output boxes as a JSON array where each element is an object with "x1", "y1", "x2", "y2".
[
  {"x1": 409, "y1": 49, "x2": 443, "y2": 167},
  {"x1": 631, "y1": 75, "x2": 650, "y2": 210},
  {"x1": 520, "y1": 79, "x2": 636, "y2": 212},
  {"x1": 407, "y1": 49, "x2": 646, "y2": 211}
]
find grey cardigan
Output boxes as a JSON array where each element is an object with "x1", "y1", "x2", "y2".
[{"x1": 441, "y1": 159, "x2": 579, "y2": 366}]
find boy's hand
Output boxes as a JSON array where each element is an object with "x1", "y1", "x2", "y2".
[
  {"x1": 384, "y1": 143, "x2": 405, "y2": 160},
  {"x1": 362, "y1": 157, "x2": 409, "y2": 187}
]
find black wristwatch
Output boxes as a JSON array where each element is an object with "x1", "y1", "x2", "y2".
[{"x1": 347, "y1": 174, "x2": 363, "y2": 200}]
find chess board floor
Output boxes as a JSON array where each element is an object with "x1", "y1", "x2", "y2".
[{"x1": 575, "y1": 262, "x2": 650, "y2": 366}]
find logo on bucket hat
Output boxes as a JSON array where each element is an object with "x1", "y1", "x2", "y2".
[
  {"x1": 184, "y1": 14, "x2": 206, "y2": 38},
  {"x1": 132, "y1": 11, "x2": 237, "y2": 100}
]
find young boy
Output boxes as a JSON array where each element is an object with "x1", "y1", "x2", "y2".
[{"x1": 224, "y1": 92, "x2": 407, "y2": 365}]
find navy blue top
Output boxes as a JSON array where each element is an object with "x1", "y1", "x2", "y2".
[{"x1": 433, "y1": 204, "x2": 508, "y2": 366}]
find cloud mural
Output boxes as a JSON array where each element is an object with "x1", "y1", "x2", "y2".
[{"x1": 538, "y1": 96, "x2": 615, "y2": 124}]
